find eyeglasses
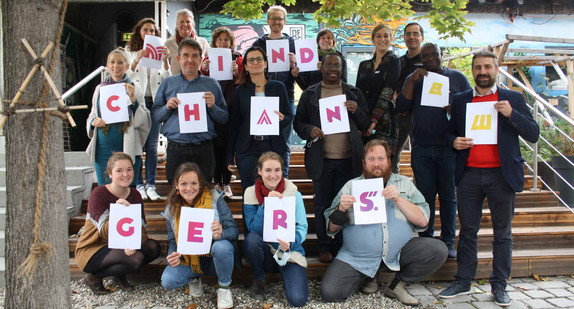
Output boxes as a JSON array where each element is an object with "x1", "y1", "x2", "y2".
[
  {"x1": 269, "y1": 17, "x2": 285, "y2": 22},
  {"x1": 246, "y1": 57, "x2": 265, "y2": 64}
]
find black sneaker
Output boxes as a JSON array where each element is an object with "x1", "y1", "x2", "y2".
[
  {"x1": 439, "y1": 280, "x2": 471, "y2": 298},
  {"x1": 250, "y1": 280, "x2": 265, "y2": 301},
  {"x1": 492, "y1": 285, "x2": 511, "y2": 306}
]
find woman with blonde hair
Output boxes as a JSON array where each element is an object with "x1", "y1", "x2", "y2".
[{"x1": 86, "y1": 49, "x2": 151, "y2": 186}]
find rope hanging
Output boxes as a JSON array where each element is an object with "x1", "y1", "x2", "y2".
[{"x1": 16, "y1": 0, "x2": 69, "y2": 281}]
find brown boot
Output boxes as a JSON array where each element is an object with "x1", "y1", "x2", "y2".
[
  {"x1": 382, "y1": 281, "x2": 418, "y2": 306},
  {"x1": 83, "y1": 273, "x2": 112, "y2": 295},
  {"x1": 113, "y1": 275, "x2": 133, "y2": 290}
]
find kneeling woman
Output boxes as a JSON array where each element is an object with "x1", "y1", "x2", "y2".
[
  {"x1": 243, "y1": 152, "x2": 308, "y2": 307},
  {"x1": 75, "y1": 152, "x2": 161, "y2": 295},
  {"x1": 161, "y1": 163, "x2": 239, "y2": 309}
]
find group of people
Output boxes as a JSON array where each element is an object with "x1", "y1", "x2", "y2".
[{"x1": 79, "y1": 4, "x2": 540, "y2": 308}]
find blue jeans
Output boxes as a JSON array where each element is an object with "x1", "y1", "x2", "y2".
[
  {"x1": 138, "y1": 97, "x2": 160, "y2": 188},
  {"x1": 161, "y1": 240, "x2": 234, "y2": 289},
  {"x1": 411, "y1": 145, "x2": 457, "y2": 247},
  {"x1": 313, "y1": 158, "x2": 352, "y2": 252},
  {"x1": 455, "y1": 167, "x2": 515, "y2": 288},
  {"x1": 243, "y1": 232, "x2": 308, "y2": 307}
]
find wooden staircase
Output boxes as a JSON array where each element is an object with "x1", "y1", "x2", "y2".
[{"x1": 68, "y1": 151, "x2": 574, "y2": 283}]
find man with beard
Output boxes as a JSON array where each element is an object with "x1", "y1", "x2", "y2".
[
  {"x1": 294, "y1": 52, "x2": 370, "y2": 263},
  {"x1": 440, "y1": 50, "x2": 539, "y2": 306},
  {"x1": 396, "y1": 42, "x2": 471, "y2": 259},
  {"x1": 321, "y1": 139, "x2": 447, "y2": 306}
]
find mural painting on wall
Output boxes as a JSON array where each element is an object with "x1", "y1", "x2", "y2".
[{"x1": 199, "y1": 14, "x2": 410, "y2": 53}]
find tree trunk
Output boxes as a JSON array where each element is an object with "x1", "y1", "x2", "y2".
[{"x1": 2, "y1": 0, "x2": 71, "y2": 307}]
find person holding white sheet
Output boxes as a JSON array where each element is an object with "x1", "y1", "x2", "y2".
[
  {"x1": 294, "y1": 52, "x2": 370, "y2": 264},
  {"x1": 200, "y1": 27, "x2": 244, "y2": 197},
  {"x1": 86, "y1": 49, "x2": 151, "y2": 186},
  {"x1": 124, "y1": 17, "x2": 171, "y2": 201},
  {"x1": 226, "y1": 46, "x2": 292, "y2": 191},
  {"x1": 153, "y1": 38, "x2": 228, "y2": 186},
  {"x1": 75, "y1": 152, "x2": 160, "y2": 295},
  {"x1": 242, "y1": 152, "x2": 308, "y2": 306},
  {"x1": 165, "y1": 9, "x2": 210, "y2": 75},
  {"x1": 160, "y1": 162, "x2": 238, "y2": 309},
  {"x1": 439, "y1": 50, "x2": 539, "y2": 306},
  {"x1": 321, "y1": 139, "x2": 447, "y2": 306},
  {"x1": 395, "y1": 42, "x2": 471, "y2": 259}
]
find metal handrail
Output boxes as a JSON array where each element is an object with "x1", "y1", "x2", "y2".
[
  {"x1": 61, "y1": 66, "x2": 106, "y2": 101},
  {"x1": 499, "y1": 67, "x2": 574, "y2": 209}
]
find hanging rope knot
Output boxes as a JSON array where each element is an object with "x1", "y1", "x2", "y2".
[
  {"x1": 57, "y1": 105, "x2": 70, "y2": 113},
  {"x1": 16, "y1": 242, "x2": 54, "y2": 279},
  {"x1": 2, "y1": 107, "x2": 15, "y2": 116},
  {"x1": 34, "y1": 57, "x2": 45, "y2": 66}
]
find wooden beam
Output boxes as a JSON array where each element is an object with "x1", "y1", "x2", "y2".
[
  {"x1": 568, "y1": 60, "x2": 574, "y2": 119},
  {"x1": 498, "y1": 42, "x2": 510, "y2": 67},
  {"x1": 507, "y1": 48, "x2": 574, "y2": 55},
  {"x1": 506, "y1": 34, "x2": 574, "y2": 44},
  {"x1": 504, "y1": 56, "x2": 574, "y2": 61},
  {"x1": 517, "y1": 66, "x2": 535, "y2": 94}
]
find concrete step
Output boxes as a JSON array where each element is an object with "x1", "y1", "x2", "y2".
[{"x1": 0, "y1": 186, "x2": 85, "y2": 212}]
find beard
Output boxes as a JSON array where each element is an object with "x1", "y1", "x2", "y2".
[
  {"x1": 475, "y1": 74, "x2": 495, "y2": 88},
  {"x1": 364, "y1": 166, "x2": 391, "y2": 181}
]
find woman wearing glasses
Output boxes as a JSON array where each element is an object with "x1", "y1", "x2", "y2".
[{"x1": 227, "y1": 46, "x2": 293, "y2": 191}]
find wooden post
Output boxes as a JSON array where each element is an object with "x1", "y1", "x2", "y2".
[{"x1": 568, "y1": 60, "x2": 574, "y2": 119}]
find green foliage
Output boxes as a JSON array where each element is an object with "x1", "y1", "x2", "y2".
[
  {"x1": 221, "y1": 0, "x2": 475, "y2": 41},
  {"x1": 540, "y1": 118, "x2": 574, "y2": 157},
  {"x1": 443, "y1": 47, "x2": 475, "y2": 87}
]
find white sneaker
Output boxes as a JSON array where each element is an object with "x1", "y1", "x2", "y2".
[
  {"x1": 136, "y1": 186, "x2": 147, "y2": 200},
  {"x1": 188, "y1": 278, "x2": 203, "y2": 297},
  {"x1": 223, "y1": 185, "x2": 233, "y2": 197},
  {"x1": 146, "y1": 187, "x2": 161, "y2": 201},
  {"x1": 217, "y1": 288, "x2": 233, "y2": 309}
]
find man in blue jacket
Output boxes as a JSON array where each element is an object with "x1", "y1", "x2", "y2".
[
  {"x1": 396, "y1": 43, "x2": 471, "y2": 259},
  {"x1": 440, "y1": 50, "x2": 539, "y2": 306}
]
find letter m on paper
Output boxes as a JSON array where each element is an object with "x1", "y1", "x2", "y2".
[{"x1": 471, "y1": 114, "x2": 492, "y2": 130}]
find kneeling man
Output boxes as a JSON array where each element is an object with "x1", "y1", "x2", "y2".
[{"x1": 321, "y1": 139, "x2": 448, "y2": 305}]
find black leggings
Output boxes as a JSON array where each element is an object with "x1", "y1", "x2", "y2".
[{"x1": 83, "y1": 239, "x2": 161, "y2": 278}]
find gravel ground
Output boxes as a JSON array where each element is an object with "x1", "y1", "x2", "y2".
[{"x1": 66, "y1": 279, "x2": 417, "y2": 309}]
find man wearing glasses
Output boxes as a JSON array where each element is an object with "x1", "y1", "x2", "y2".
[
  {"x1": 294, "y1": 53, "x2": 370, "y2": 264},
  {"x1": 393, "y1": 22, "x2": 424, "y2": 174},
  {"x1": 252, "y1": 5, "x2": 298, "y2": 171}
]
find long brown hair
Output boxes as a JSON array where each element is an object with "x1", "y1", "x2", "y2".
[
  {"x1": 167, "y1": 162, "x2": 211, "y2": 214},
  {"x1": 126, "y1": 18, "x2": 159, "y2": 51}
]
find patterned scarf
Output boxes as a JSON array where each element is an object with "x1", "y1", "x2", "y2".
[
  {"x1": 254, "y1": 178, "x2": 286, "y2": 205},
  {"x1": 176, "y1": 31, "x2": 195, "y2": 45},
  {"x1": 174, "y1": 189, "x2": 212, "y2": 274}
]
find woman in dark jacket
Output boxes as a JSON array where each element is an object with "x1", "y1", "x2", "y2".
[
  {"x1": 355, "y1": 24, "x2": 400, "y2": 147},
  {"x1": 227, "y1": 46, "x2": 292, "y2": 191}
]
